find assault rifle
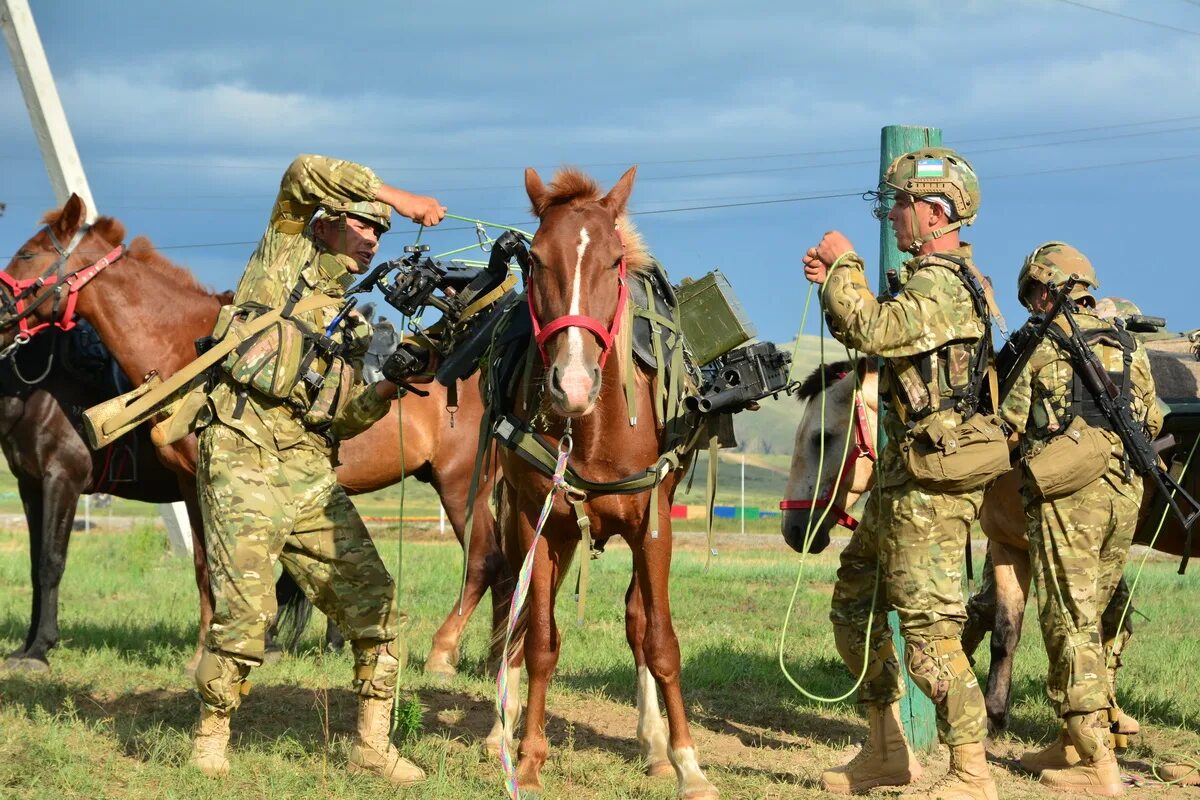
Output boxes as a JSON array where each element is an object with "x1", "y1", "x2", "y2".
[
  {"x1": 994, "y1": 276, "x2": 1083, "y2": 406},
  {"x1": 684, "y1": 341, "x2": 792, "y2": 415},
  {"x1": 1055, "y1": 307, "x2": 1200, "y2": 573}
]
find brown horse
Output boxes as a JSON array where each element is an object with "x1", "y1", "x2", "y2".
[
  {"x1": 490, "y1": 167, "x2": 717, "y2": 798},
  {"x1": 780, "y1": 357, "x2": 1199, "y2": 734},
  {"x1": 0, "y1": 325, "x2": 183, "y2": 670},
  {"x1": 0, "y1": 195, "x2": 509, "y2": 675}
]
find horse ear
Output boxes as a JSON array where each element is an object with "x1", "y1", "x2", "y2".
[
  {"x1": 54, "y1": 194, "x2": 87, "y2": 238},
  {"x1": 601, "y1": 166, "x2": 638, "y2": 216},
  {"x1": 525, "y1": 167, "x2": 548, "y2": 217}
]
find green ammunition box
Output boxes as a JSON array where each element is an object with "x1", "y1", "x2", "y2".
[{"x1": 676, "y1": 270, "x2": 756, "y2": 365}]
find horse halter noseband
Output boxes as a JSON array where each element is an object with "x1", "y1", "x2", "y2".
[
  {"x1": 527, "y1": 225, "x2": 629, "y2": 368},
  {"x1": 779, "y1": 374, "x2": 877, "y2": 532},
  {"x1": 0, "y1": 223, "x2": 126, "y2": 351}
]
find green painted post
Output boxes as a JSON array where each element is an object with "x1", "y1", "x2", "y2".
[{"x1": 878, "y1": 124, "x2": 941, "y2": 753}]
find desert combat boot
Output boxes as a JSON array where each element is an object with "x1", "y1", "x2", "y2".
[
  {"x1": 347, "y1": 696, "x2": 425, "y2": 785},
  {"x1": 189, "y1": 706, "x2": 231, "y2": 777},
  {"x1": 911, "y1": 742, "x2": 997, "y2": 800},
  {"x1": 1157, "y1": 761, "x2": 1199, "y2": 786},
  {"x1": 821, "y1": 702, "x2": 923, "y2": 794},
  {"x1": 1040, "y1": 712, "x2": 1123, "y2": 796},
  {"x1": 1021, "y1": 726, "x2": 1082, "y2": 774}
]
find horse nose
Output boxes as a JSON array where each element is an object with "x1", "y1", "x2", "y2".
[
  {"x1": 781, "y1": 509, "x2": 832, "y2": 554},
  {"x1": 549, "y1": 362, "x2": 601, "y2": 413}
]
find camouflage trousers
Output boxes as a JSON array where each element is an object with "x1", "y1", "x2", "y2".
[
  {"x1": 830, "y1": 474, "x2": 988, "y2": 745},
  {"x1": 195, "y1": 422, "x2": 400, "y2": 713},
  {"x1": 1025, "y1": 468, "x2": 1141, "y2": 716}
]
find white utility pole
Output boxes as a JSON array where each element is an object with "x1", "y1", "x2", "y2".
[{"x1": 2, "y1": 0, "x2": 194, "y2": 557}]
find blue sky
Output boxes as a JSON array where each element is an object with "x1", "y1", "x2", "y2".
[{"x1": 2, "y1": 0, "x2": 1198, "y2": 343}]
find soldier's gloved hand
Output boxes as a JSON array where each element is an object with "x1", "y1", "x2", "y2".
[{"x1": 381, "y1": 343, "x2": 432, "y2": 384}]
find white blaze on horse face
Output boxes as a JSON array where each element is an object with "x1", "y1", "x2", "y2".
[
  {"x1": 558, "y1": 225, "x2": 596, "y2": 410},
  {"x1": 636, "y1": 665, "x2": 670, "y2": 771}
]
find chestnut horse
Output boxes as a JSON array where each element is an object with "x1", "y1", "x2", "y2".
[
  {"x1": 490, "y1": 167, "x2": 717, "y2": 798},
  {"x1": 0, "y1": 195, "x2": 509, "y2": 675},
  {"x1": 780, "y1": 358, "x2": 1199, "y2": 734}
]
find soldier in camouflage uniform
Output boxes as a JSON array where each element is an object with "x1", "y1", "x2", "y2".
[
  {"x1": 803, "y1": 148, "x2": 997, "y2": 800},
  {"x1": 189, "y1": 154, "x2": 445, "y2": 784},
  {"x1": 1001, "y1": 243, "x2": 1161, "y2": 795}
]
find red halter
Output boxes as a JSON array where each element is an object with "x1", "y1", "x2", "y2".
[
  {"x1": 779, "y1": 375, "x2": 877, "y2": 531},
  {"x1": 0, "y1": 224, "x2": 125, "y2": 340},
  {"x1": 528, "y1": 226, "x2": 629, "y2": 367}
]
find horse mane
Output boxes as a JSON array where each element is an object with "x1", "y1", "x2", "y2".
[
  {"x1": 794, "y1": 356, "x2": 876, "y2": 401},
  {"x1": 534, "y1": 167, "x2": 653, "y2": 276}
]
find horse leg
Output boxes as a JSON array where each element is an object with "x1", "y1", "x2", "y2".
[
  {"x1": 962, "y1": 544, "x2": 997, "y2": 660},
  {"x1": 425, "y1": 498, "x2": 491, "y2": 677},
  {"x1": 983, "y1": 539, "x2": 1032, "y2": 736},
  {"x1": 181, "y1": 487, "x2": 211, "y2": 675},
  {"x1": 515, "y1": 531, "x2": 575, "y2": 794},
  {"x1": 11, "y1": 475, "x2": 79, "y2": 672},
  {"x1": 634, "y1": 505, "x2": 717, "y2": 799},
  {"x1": 625, "y1": 575, "x2": 671, "y2": 777}
]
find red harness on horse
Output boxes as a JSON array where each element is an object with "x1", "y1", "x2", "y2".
[
  {"x1": 0, "y1": 224, "x2": 125, "y2": 340},
  {"x1": 528, "y1": 226, "x2": 629, "y2": 367},
  {"x1": 779, "y1": 374, "x2": 876, "y2": 531}
]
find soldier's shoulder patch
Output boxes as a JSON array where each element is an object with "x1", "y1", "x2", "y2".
[{"x1": 900, "y1": 270, "x2": 939, "y2": 297}]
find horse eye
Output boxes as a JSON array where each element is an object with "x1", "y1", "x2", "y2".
[{"x1": 611, "y1": 257, "x2": 622, "y2": 270}]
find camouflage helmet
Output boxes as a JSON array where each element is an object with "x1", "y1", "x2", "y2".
[
  {"x1": 1093, "y1": 297, "x2": 1141, "y2": 322},
  {"x1": 321, "y1": 200, "x2": 392, "y2": 233},
  {"x1": 1017, "y1": 241, "x2": 1099, "y2": 309},
  {"x1": 883, "y1": 147, "x2": 981, "y2": 224}
]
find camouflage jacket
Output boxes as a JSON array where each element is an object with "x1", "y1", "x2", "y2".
[
  {"x1": 207, "y1": 154, "x2": 391, "y2": 452},
  {"x1": 821, "y1": 244, "x2": 989, "y2": 486},
  {"x1": 1000, "y1": 310, "x2": 1162, "y2": 496}
]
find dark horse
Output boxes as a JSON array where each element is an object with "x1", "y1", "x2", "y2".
[
  {"x1": 489, "y1": 167, "x2": 718, "y2": 798},
  {"x1": 0, "y1": 196, "x2": 510, "y2": 675},
  {"x1": 0, "y1": 324, "x2": 184, "y2": 670}
]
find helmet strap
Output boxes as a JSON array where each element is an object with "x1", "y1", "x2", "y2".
[{"x1": 910, "y1": 218, "x2": 964, "y2": 254}]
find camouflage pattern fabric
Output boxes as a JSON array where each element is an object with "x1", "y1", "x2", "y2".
[
  {"x1": 822, "y1": 245, "x2": 989, "y2": 456},
  {"x1": 831, "y1": 474, "x2": 988, "y2": 745},
  {"x1": 195, "y1": 422, "x2": 400, "y2": 713},
  {"x1": 206, "y1": 154, "x2": 391, "y2": 453},
  {"x1": 822, "y1": 245, "x2": 990, "y2": 746},
  {"x1": 1001, "y1": 309, "x2": 1160, "y2": 717}
]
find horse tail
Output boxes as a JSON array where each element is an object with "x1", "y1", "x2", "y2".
[{"x1": 273, "y1": 571, "x2": 315, "y2": 653}]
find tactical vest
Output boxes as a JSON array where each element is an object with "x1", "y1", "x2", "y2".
[
  {"x1": 885, "y1": 254, "x2": 996, "y2": 423},
  {"x1": 211, "y1": 278, "x2": 358, "y2": 430},
  {"x1": 1039, "y1": 320, "x2": 1136, "y2": 437}
]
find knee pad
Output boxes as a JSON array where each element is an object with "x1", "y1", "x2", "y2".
[
  {"x1": 833, "y1": 624, "x2": 894, "y2": 685},
  {"x1": 905, "y1": 638, "x2": 972, "y2": 705},
  {"x1": 353, "y1": 639, "x2": 400, "y2": 699},
  {"x1": 195, "y1": 650, "x2": 252, "y2": 714}
]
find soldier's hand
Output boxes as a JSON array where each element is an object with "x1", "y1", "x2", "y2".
[
  {"x1": 400, "y1": 194, "x2": 447, "y2": 227},
  {"x1": 802, "y1": 248, "x2": 828, "y2": 284}
]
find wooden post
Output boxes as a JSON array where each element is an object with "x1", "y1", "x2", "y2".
[
  {"x1": 2, "y1": 0, "x2": 193, "y2": 555},
  {"x1": 878, "y1": 124, "x2": 941, "y2": 752}
]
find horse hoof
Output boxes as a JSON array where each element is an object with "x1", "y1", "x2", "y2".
[
  {"x1": 680, "y1": 788, "x2": 719, "y2": 800},
  {"x1": 2, "y1": 656, "x2": 49, "y2": 673},
  {"x1": 261, "y1": 648, "x2": 283, "y2": 667},
  {"x1": 646, "y1": 760, "x2": 675, "y2": 778},
  {"x1": 423, "y1": 655, "x2": 457, "y2": 679},
  {"x1": 515, "y1": 768, "x2": 544, "y2": 794}
]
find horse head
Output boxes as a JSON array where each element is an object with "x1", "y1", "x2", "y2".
[
  {"x1": 0, "y1": 195, "x2": 126, "y2": 355},
  {"x1": 523, "y1": 165, "x2": 641, "y2": 418},
  {"x1": 780, "y1": 358, "x2": 878, "y2": 554}
]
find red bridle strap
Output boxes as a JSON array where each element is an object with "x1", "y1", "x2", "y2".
[
  {"x1": 779, "y1": 379, "x2": 876, "y2": 532},
  {"x1": 0, "y1": 242, "x2": 126, "y2": 338},
  {"x1": 528, "y1": 226, "x2": 629, "y2": 367}
]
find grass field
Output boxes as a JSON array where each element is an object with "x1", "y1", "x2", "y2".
[{"x1": 1, "y1": 524, "x2": 1197, "y2": 799}]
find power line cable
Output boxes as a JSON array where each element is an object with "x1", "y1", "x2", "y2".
[{"x1": 1048, "y1": 0, "x2": 1200, "y2": 36}]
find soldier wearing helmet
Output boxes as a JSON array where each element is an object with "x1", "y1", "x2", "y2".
[
  {"x1": 802, "y1": 147, "x2": 1000, "y2": 800},
  {"x1": 1001, "y1": 242, "x2": 1161, "y2": 795},
  {"x1": 188, "y1": 154, "x2": 445, "y2": 785}
]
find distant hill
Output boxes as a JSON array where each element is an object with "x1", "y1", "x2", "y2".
[{"x1": 730, "y1": 334, "x2": 857, "y2": 456}]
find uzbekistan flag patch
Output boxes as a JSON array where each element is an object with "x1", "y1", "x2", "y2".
[{"x1": 915, "y1": 159, "x2": 945, "y2": 178}]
